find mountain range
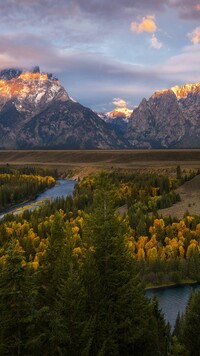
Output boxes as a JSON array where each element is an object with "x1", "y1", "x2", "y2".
[{"x1": 0, "y1": 66, "x2": 200, "y2": 149}]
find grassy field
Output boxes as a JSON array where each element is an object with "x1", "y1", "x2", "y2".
[{"x1": 1, "y1": 149, "x2": 200, "y2": 178}]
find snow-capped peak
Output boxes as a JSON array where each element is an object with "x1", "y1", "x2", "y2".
[{"x1": 106, "y1": 107, "x2": 133, "y2": 121}]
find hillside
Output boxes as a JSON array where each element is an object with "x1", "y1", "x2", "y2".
[{"x1": 158, "y1": 174, "x2": 200, "y2": 218}]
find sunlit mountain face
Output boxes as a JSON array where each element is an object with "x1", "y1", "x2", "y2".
[
  {"x1": 1, "y1": 65, "x2": 200, "y2": 150},
  {"x1": 0, "y1": 68, "x2": 69, "y2": 119},
  {"x1": 0, "y1": 67, "x2": 129, "y2": 149},
  {"x1": 106, "y1": 107, "x2": 133, "y2": 121},
  {"x1": 127, "y1": 81, "x2": 200, "y2": 149},
  {"x1": 97, "y1": 106, "x2": 133, "y2": 136}
]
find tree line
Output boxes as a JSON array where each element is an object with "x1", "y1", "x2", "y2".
[{"x1": 0, "y1": 168, "x2": 55, "y2": 212}]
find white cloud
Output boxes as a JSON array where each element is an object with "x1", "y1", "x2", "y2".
[{"x1": 150, "y1": 34, "x2": 163, "y2": 49}]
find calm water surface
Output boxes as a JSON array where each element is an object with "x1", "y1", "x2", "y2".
[
  {"x1": 0, "y1": 179, "x2": 76, "y2": 219},
  {"x1": 34, "y1": 179, "x2": 76, "y2": 202},
  {"x1": 146, "y1": 284, "x2": 200, "y2": 329}
]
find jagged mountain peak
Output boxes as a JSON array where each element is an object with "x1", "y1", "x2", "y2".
[
  {"x1": 151, "y1": 81, "x2": 200, "y2": 101},
  {"x1": 0, "y1": 66, "x2": 128, "y2": 149},
  {"x1": 0, "y1": 68, "x2": 23, "y2": 81},
  {"x1": 106, "y1": 107, "x2": 133, "y2": 120},
  {"x1": 171, "y1": 82, "x2": 200, "y2": 99},
  {"x1": 0, "y1": 67, "x2": 70, "y2": 118},
  {"x1": 0, "y1": 66, "x2": 58, "y2": 82},
  {"x1": 31, "y1": 65, "x2": 40, "y2": 73},
  {"x1": 152, "y1": 88, "x2": 174, "y2": 98},
  {"x1": 98, "y1": 106, "x2": 133, "y2": 137},
  {"x1": 127, "y1": 80, "x2": 200, "y2": 148}
]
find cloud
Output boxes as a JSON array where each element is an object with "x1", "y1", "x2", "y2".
[
  {"x1": 0, "y1": 33, "x2": 60, "y2": 71},
  {"x1": 154, "y1": 44, "x2": 200, "y2": 84},
  {"x1": 0, "y1": 0, "x2": 199, "y2": 26},
  {"x1": 150, "y1": 34, "x2": 163, "y2": 49},
  {"x1": 171, "y1": 0, "x2": 200, "y2": 20},
  {"x1": 59, "y1": 44, "x2": 200, "y2": 109},
  {"x1": 130, "y1": 15, "x2": 157, "y2": 34},
  {"x1": 112, "y1": 98, "x2": 127, "y2": 107},
  {"x1": 188, "y1": 27, "x2": 200, "y2": 44}
]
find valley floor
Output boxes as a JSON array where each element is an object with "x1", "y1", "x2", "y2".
[{"x1": 1, "y1": 149, "x2": 200, "y2": 178}]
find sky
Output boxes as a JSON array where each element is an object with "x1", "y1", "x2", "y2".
[{"x1": 1, "y1": 0, "x2": 200, "y2": 111}]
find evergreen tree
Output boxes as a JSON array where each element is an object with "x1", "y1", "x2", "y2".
[
  {"x1": 51, "y1": 264, "x2": 89, "y2": 356},
  {"x1": 180, "y1": 290, "x2": 200, "y2": 355},
  {"x1": 176, "y1": 165, "x2": 182, "y2": 180},
  {"x1": 173, "y1": 311, "x2": 183, "y2": 338},
  {"x1": 0, "y1": 239, "x2": 31, "y2": 355},
  {"x1": 83, "y1": 178, "x2": 169, "y2": 355},
  {"x1": 26, "y1": 211, "x2": 68, "y2": 355}
]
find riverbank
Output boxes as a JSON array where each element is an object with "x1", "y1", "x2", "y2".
[
  {"x1": 0, "y1": 179, "x2": 76, "y2": 220},
  {"x1": 0, "y1": 180, "x2": 56, "y2": 218},
  {"x1": 145, "y1": 279, "x2": 198, "y2": 290}
]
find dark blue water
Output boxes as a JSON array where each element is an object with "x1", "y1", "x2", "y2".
[{"x1": 146, "y1": 284, "x2": 200, "y2": 329}]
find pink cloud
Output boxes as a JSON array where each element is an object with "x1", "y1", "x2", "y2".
[
  {"x1": 188, "y1": 27, "x2": 200, "y2": 44},
  {"x1": 112, "y1": 98, "x2": 127, "y2": 107}
]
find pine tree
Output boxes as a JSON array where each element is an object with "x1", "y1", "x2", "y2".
[
  {"x1": 0, "y1": 239, "x2": 31, "y2": 355},
  {"x1": 180, "y1": 290, "x2": 200, "y2": 355},
  {"x1": 25, "y1": 211, "x2": 68, "y2": 355},
  {"x1": 51, "y1": 264, "x2": 89, "y2": 355},
  {"x1": 83, "y1": 178, "x2": 169, "y2": 355}
]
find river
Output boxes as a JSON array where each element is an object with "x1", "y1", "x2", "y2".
[
  {"x1": 146, "y1": 283, "x2": 200, "y2": 329},
  {"x1": 33, "y1": 179, "x2": 76, "y2": 203},
  {"x1": 0, "y1": 179, "x2": 76, "y2": 219}
]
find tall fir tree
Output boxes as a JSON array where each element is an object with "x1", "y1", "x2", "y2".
[
  {"x1": 25, "y1": 211, "x2": 68, "y2": 355},
  {"x1": 82, "y1": 174, "x2": 169, "y2": 355},
  {"x1": 180, "y1": 290, "x2": 200, "y2": 355},
  {"x1": 0, "y1": 239, "x2": 32, "y2": 355}
]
